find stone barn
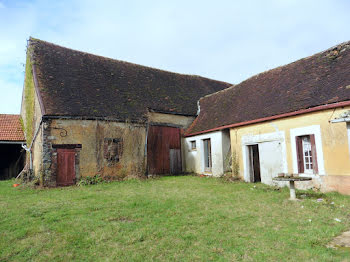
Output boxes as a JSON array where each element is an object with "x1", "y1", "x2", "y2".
[
  {"x1": 0, "y1": 114, "x2": 25, "y2": 180},
  {"x1": 21, "y1": 38, "x2": 231, "y2": 186}
]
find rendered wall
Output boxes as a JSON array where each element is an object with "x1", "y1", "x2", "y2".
[
  {"x1": 148, "y1": 112, "x2": 195, "y2": 128},
  {"x1": 184, "y1": 131, "x2": 226, "y2": 177},
  {"x1": 31, "y1": 92, "x2": 43, "y2": 177},
  {"x1": 222, "y1": 130, "x2": 231, "y2": 173},
  {"x1": 230, "y1": 106, "x2": 350, "y2": 194},
  {"x1": 20, "y1": 58, "x2": 44, "y2": 179}
]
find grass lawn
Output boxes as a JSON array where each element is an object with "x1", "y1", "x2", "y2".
[{"x1": 0, "y1": 176, "x2": 349, "y2": 261}]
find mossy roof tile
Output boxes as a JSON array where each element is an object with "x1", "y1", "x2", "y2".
[
  {"x1": 186, "y1": 41, "x2": 350, "y2": 135},
  {"x1": 29, "y1": 38, "x2": 231, "y2": 121}
]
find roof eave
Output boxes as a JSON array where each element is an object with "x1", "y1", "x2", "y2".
[
  {"x1": 41, "y1": 115, "x2": 147, "y2": 124},
  {"x1": 0, "y1": 140, "x2": 25, "y2": 144}
]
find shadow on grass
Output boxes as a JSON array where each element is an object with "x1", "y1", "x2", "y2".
[{"x1": 296, "y1": 191, "x2": 327, "y2": 199}]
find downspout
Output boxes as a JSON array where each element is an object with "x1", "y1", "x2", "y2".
[
  {"x1": 144, "y1": 121, "x2": 149, "y2": 176},
  {"x1": 196, "y1": 100, "x2": 201, "y2": 115},
  {"x1": 21, "y1": 117, "x2": 43, "y2": 171}
]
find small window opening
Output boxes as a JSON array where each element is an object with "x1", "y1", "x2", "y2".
[
  {"x1": 104, "y1": 138, "x2": 123, "y2": 162},
  {"x1": 190, "y1": 140, "x2": 196, "y2": 150}
]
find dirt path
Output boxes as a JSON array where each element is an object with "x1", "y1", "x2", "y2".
[{"x1": 328, "y1": 231, "x2": 350, "y2": 250}]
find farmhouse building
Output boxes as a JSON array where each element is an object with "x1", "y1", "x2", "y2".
[
  {"x1": 21, "y1": 38, "x2": 231, "y2": 186},
  {"x1": 20, "y1": 37, "x2": 350, "y2": 195},
  {"x1": 184, "y1": 41, "x2": 350, "y2": 194}
]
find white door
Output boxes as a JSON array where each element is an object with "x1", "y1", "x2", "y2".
[
  {"x1": 203, "y1": 139, "x2": 212, "y2": 172},
  {"x1": 258, "y1": 141, "x2": 283, "y2": 185}
]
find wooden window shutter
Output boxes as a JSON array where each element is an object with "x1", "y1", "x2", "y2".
[
  {"x1": 309, "y1": 134, "x2": 318, "y2": 174},
  {"x1": 296, "y1": 136, "x2": 304, "y2": 173}
]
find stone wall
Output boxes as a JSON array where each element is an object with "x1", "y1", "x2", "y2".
[{"x1": 40, "y1": 118, "x2": 147, "y2": 186}]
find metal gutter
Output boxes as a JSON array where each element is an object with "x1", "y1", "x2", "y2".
[
  {"x1": 148, "y1": 108, "x2": 196, "y2": 117},
  {"x1": 0, "y1": 141, "x2": 25, "y2": 144},
  {"x1": 22, "y1": 118, "x2": 43, "y2": 170},
  {"x1": 330, "y1": 117, "x2": 350, "y2": 123},
  {"x1": 144, "y1": 121, "x2": 149, "y2": 176}
]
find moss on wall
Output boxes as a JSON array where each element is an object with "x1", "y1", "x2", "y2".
[
  {"x1": 23, "y1": 52, "x2": 35, "y2": 145},
  {"x1": 49, "y1": 119, "x2": 147, "y2": 180},
  {"x1": 231, "y1": 149, "x2": 240, "y2": 177},
  {"x1": 223, "y1": 146, "x2": 232, "y2": 173}
]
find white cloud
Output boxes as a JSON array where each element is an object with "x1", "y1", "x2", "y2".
[{"x1": 0, "y1": 0, "x2": 350, "y2": 114}]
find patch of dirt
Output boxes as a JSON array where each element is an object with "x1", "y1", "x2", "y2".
[{"x1": 328, "y1": 231, "x2": 350, "y2": 250}]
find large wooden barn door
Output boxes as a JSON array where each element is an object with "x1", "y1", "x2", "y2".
[
  {"x1": 147, "y1": 125, "x2": 182, "y2": 175},
  {"x1": 56, "y1": 148, "x2": 76, "y2": 186}
]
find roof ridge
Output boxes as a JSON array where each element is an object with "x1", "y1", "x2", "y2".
[
  {"x1": 0, "y1": 114, "x2": 21, "y2": 116},
  {"x1": 236, "y1": 40, "x2": 350, "y2": 86},
  {"x1": 28, "y1": 37, "x2": 232, "y2": 85},
  {"x1": 200, "y1": 85, "x2": 236, "y2": 100}
]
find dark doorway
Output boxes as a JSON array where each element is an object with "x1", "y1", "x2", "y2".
[
  {"x1": 147, "y1": 125, "x2": 182, "y2": 175},
  {"x1": 0, "y1": 143, "x2": 25, "y2": 180},
  {"x1": 56, "y1": 148, "x2": 76, "y2": 186},
  {"x1": 169, "y1": 149, "x2": 181, "y2": 174},
  {"x1": 248, "y1": 144, "x2": 261, "y2": 182},
  {"x1": 203, "y1": 139, "x2": 212, "y2": 172}
]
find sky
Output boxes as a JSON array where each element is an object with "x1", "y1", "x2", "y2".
[{"x1": 0, "y1": 0, "x2": 349, "y2": 114}]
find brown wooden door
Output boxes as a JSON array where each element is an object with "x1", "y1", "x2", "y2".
[
  {"x1": 147, "y1": 125, "x2": 182, "y2": 175},
  {"x1": 57, "y1": 148, "x2": 76, "y2": 186}
]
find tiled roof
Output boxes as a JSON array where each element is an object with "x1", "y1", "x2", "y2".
[
  {"x1": 186, "y1": 41, "x2": 350, "y2": 135},
  {"x1": 0, "y1": 114, "x2": 25, "y2": 142},
  {"x1": 28, "y1": 38, "x2": 232, "y2": 121}
]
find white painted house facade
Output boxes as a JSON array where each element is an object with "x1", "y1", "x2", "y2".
[{"x1": 183, "y1": 130, "x2": 230, "y2": 176}]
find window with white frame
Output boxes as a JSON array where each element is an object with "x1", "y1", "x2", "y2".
[
  {"x1": 301, "y1": 136, "x2": 313, "y2": 172},
  {"x1": 190, "y1": 140, "x2": 196, "y2": 150},
  {"x1": 296, "y1": 135, "x2": 318, "y2": 174}
]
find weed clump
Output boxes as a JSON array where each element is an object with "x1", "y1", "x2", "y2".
[{"x1": 77, "y1": 174, "x2": 104, "y2": 186}]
